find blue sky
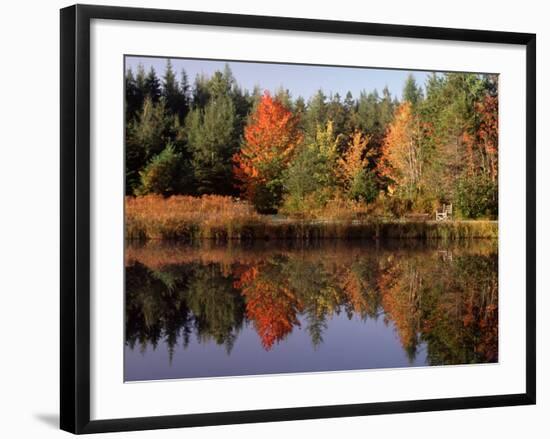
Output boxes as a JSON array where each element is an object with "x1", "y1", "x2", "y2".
[{"x1": 126, "y1": 56, "x2": 433, "y2": 102}]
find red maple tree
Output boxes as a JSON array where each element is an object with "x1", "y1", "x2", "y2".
[{"x1": 233, "y1": 91, "x2": 302, "y2": 206}]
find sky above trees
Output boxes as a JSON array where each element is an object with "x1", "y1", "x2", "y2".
[{"x1": 125, "y1": 56, "x2": 431, "y2": 101}]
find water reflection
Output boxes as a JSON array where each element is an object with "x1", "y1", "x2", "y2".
[{"x1": 125, "y1": 240, "x2": 497, "y2": 380}]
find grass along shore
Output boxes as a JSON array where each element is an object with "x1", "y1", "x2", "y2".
[{"x1": 126, "y1": 195, "x2": 498, "y2": 242}]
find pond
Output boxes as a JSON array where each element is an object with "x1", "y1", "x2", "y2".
[{"x1": 124, "y1": 240, "x2": 498, "y2": 381}]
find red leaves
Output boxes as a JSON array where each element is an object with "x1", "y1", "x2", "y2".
[
  {"x1": 235, "y1": 264, "x2": 303, "y2": 351},
  {"x1": 233, "y1": 92, "x2": 302, "y2": 202}
]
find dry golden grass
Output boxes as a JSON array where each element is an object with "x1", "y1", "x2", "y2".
[
  {"x1": 125, "y1": 195, "x2": 498, "y2": 241},
  {"x1": 125, "y1": 195, "x2": 263, "y2": 240}
]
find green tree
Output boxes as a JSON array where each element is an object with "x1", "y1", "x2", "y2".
[
  {"x1": 326, "y1": 93, "x2": 347, "y2": 144},
  {"x1": 304, "y1": 89, "x2": 328, "y2": 139},
  {"x1": 403, "y1": 74, "x2": 423, "y2": 106},
  {"x1": 282, "y1": 122, "x2": 339, "y2": 213},
  {"x1": 186, "y1": 95, "x2": 237, "y2": 194},
  {"x1": 349, "y1": 168, "x2": 378, "y2": 203},
  {"x1": 162, "y1": 59, "x2": 188, "y2": 120},
  {"x1": 144, "y1": 66, "x2": 161, "y2": 102},
  {"x1": 136, "y1": 143, "x2": 184, "y2": 196},
  {"x1": 125, "y1": 68, "x2": 140, "y2": 122},
  {"x1": 354, "y1": 90, "x2": 380, "y2": 134},
  {"x1": 126, "y1": 97, "x2": 175, "y2": 194},
  {"x1": 379, "y1": 86, "x2": 395, "y2": 128},
  {"x1": 455, "y1": 173, "x2": 497, "y2": 219}
]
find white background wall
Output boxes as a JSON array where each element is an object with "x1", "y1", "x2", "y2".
[{"x1": 0, "y1": 0, "x2": 546, "y2": 437}]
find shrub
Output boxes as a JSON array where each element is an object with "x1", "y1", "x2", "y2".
[
  {"x1": 349, "y1": 169, "x2": 378, "y2": 204},
  {"x1": 455, "y1": 174, "x2": 498, "y2": 219}
]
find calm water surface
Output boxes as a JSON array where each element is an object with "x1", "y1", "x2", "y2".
[{"x1": 125, "y1": 240, "x2": 498, "y2": 381}]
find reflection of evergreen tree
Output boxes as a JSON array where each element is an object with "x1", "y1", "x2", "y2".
[
  {"x1": 125, "y1": 262, "x2": 193, "y2": 357},
  {"x1": 125, "y1": 243, "x2": 498, "y2": 365},
  {"x1": 284, "y1": 255, "x2": 339, "y2": 349},
  {"x1": 186, "y1": 263, "x2": 245, "y2": 352}
]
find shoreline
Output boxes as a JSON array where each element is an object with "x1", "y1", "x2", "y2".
[{"x1": 126, "y1": 218, "x2": 498, "y2": 242}]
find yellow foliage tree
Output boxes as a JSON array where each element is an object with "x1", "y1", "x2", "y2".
[
  {"x1": 338, "y1": 131, "x2": 370, "y2": 188},
  {"x1": 379, "y1": 102, "x2": 423, "y2": 197}
]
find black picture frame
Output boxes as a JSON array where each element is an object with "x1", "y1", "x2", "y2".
[{"x1": 60, "y1": 4, "x2": 536, "y2": 434}]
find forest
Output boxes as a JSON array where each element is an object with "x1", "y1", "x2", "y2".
[{"x1": 125, "y1": 60, "x2": 498, "y2": 235}]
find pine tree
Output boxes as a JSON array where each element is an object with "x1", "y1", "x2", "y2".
[
  {"x1": 326, "y1": 93, "x2": 347, "y2": 140},
  {"x1": 125, "y1": 68, "x2": 140, "y2": 122},
  {"x1": 135, "y1": 63, "x2": 147, "y2": 103},
  {"x1": 136, "y1": 143, "x2": 183, "y2": 196},
  {"x1": 304, "y1": 89, "x2": 328, "y2": 139},
  {"x1": 379, "y1": 86, "x2": 395, "y2": 128},
  {"x1": 283, "y1": 121, "x2": 340, "y2": 213},
  {"x1": 125, "y1": 97, "x2": 175, "y2": 194},
  {"x1": 186, "y1": 95, "x2": 237, "y2": 195},
  {"x1": 144, "y1": 66, "x2": 161, "y2": 102},
  {"x1": 162, "y1": 59, "x2": 188, "y2": 120},
  {"x1": 403, "y1": 74, "x2": 423, "y2": 106}
]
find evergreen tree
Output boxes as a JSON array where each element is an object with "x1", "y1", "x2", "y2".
[
  {"x1": 275, "y1": 87, "x2": 293, "y2": 109},
  {"x1": 126, "y1": 97, "x2": 174, "y2": 194},
  {"x1": 136, "y1": 143, "x2": 184, "y2": 196},
  {"x1": 305, "y1": 89, "x2": 328, "y2": 139},
  {"x1": 403, "y1": 74, "x2": 423, "y2": 106},
  {"x1": 355, "y1": 90, "x2": 381, "y2": 135},
  {"x1": 144, "y1": 66, "x2": 161, "y2": 102},
  {"x1": 283, "y1": 121, "x2": 340, "y2": 213},
  {"x1": 326, "y1": 93, "x2": 347, "y2": 140},
  {"x1": 162, "y1": 59, "x2": 188, "y2": 120},
  {"x1": 186, "y1": 95, "x2": 237, "y2": 194},
  {"x1": 192, "y1": 74, "x2": 211, "y2": 109},
  {"x1": 135, "y1": 63, "x2": 147, "y2": 103},
  {"x1": 125, "y1": 68, "x2": 140, "y2": 122},
  {"x1": 294, "y1": 96, "x2": 306, "y2": 131},
  {"x1": 379, "y1": 86, "x2": 395, "y2": 128},
  {"x1": 343, "y1": 91, "x2": 357, "y2": 135}
]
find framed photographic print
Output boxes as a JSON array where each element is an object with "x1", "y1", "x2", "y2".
[{"x1": 60, "y1": 4, "x2": 536, "y2": 434}]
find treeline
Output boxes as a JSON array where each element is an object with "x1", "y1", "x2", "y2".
[{"x1": 125, "y1": 60, "x2": 498, "y2": 219}]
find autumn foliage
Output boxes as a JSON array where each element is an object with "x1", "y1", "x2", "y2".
[
  {"x1": 127, "y1": 241, "x2": 498, "y2": 362},
  {"x1": 379, "y1": 102, "x2": 422, "y2": 196},
  {"x1": 234, "y1": 265, "x2": 303, "y2": 350},
  {"x1": 339, "y1": 131, "x2": 370, "y2": 186},
  {"x1": 475, "y1": 94, "x2": 499, "y2": 181},
  {"x1": 233, "y1": 92, "x2": 303, "y2": 212},
  {"x1": 126, "y1": 62, "x2": 499, "y2": 220}
]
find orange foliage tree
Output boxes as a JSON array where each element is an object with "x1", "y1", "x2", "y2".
[
  {"x1": 234, "y1": 264, "x2": 303, "y2": 350},
  {"x1": 379, "y1": 102, "x2": 423, "y2": 197},
  {"x1": 336, "y1": 131, "x2": 379, "y2": 203},
  {"x1": 233, "y1": 91, "x2": 302, "y2": 212},
  {"x1": 338, "y1": 131, "x2": 370, "y2": 187}
]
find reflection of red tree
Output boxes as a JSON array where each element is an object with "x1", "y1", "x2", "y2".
[{"x1": 234, "y1": 265, "x2": 303, "y2": 350}]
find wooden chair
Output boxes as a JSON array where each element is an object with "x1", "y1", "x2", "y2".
[{"x1": 435, "y1": 203, "x2": 453, "y2": 221}]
